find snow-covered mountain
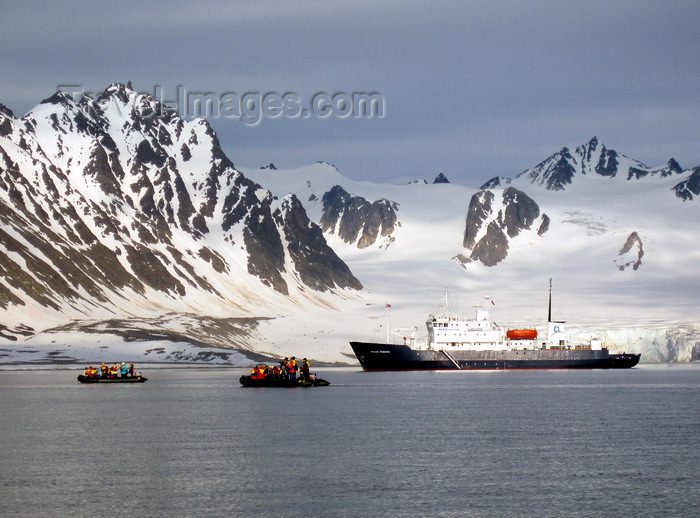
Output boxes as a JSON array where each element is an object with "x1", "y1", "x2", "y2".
[
  {"x1": 0, "y1": 84, "x2": 361, "y2": 355},
  {"x1": 1, "y1": 87, "x2": 698, "y2": 365},
  {"x1": 244, "y1": 140, "x2": 700, "y2": 363},
  {"x1": 482, "y1": 136, "x2": 698, "y2": 198},
  {"x1": 459, "y1": 187, "x2": 550, "y2": 267},
  {"x1": 319, "y1": 184, "x2": 399, "y2": 249}
]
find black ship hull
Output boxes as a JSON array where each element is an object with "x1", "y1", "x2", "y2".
[
  {"x1": 239, "y1": 375, "x2": 330, "y2": 387},
  {"x1": 350, "y1": 342, "x2": 640, "y2": 371},
  {"x1": 78, "y1": 375, "x2": 148, "y2": 383}
]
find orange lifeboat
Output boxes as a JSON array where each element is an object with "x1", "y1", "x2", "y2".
[{"x1": 506, "y1": 329, "x2": 538, "y2": 340}]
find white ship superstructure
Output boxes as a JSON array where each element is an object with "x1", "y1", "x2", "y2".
[
  {"x1": 392, "y1": 284, "x2": 603, "y2": 352},
  {"x1": 351, "y1": 282, "x2": 639, "y2": 371}
]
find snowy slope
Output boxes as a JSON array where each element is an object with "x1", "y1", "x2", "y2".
[
  {"x1": 244, "y1": 159, "x2": 698, "y2": 320},
  {"x1": 243, "y1": 149, "x2": 700, "y2": 363},
  {"x1": 0, "y1": 86, "x2": 363, "y2": 363}
]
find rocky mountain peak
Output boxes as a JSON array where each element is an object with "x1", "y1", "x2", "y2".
[
  {"x1": 460, "y1": 187, "x2": 549, "y2": 267},
  {"x1": 320, "y1": 185, "x2": 399, "y2": 249},
  {"x1": 433, "y1": 172, "x2": 450, "y2": 184},
  {"x1": 0, "y1": 85, "x2": 363, "y2": 336},
  {"x1": 39, "y1": 90, "x2": 77, "y2": 108},
  {"x1": 479, "y1": 176, "x2": 510, "y2": 189},
  {"x1": 0, "y1": 103, "x2": 15, "y2": 118},
  {"x1": 673, "y1": 166, "x2": 700, "y2": 201},
  {"x1": 506, "y1": 138, "x2": 699, "y2": 197},
  {"x1": 663, "y1": 158, "x2": 683, "y2": 176}
]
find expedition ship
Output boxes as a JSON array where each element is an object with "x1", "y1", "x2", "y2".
[{"x1": 350, "y1": 283, "x2": 640, "y2": 371}]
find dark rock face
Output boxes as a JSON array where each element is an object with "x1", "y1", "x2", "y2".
[
  {"x1": 629, "y1": 158, "x2": 683, "y2": 180},
  {"x1": 519, "y1": 147, "x2": 577, "y2": 191},
  {"x1": 480, "y1": 176, "x2": 507, "y2": 189},
  {"x1": 0, "y1": 103, "x2": 15, "y2": 119},
  {"x1": 501, "y1": 187, "x2": 541, "y2": 237},
  {"x1": 275, "y1": 195, "x2": 362, "y2": 291},
  {"x1": 241, "y1": 199, "x2": 288, "y2": 295},
  {"x1": 594, "y1": 143, "x2": 619, "y2": 177},
  {"x1": 451, "y1": 253, "x2": 470, "y2": 269},
  {"x1": 615, "y1": 231, "x2": 644, "y2": 271},
  {"x1": 463, "y1": 190, "x2": 495, "y2": 250},
  {"x1": 463, "y1": 187, "x2": 548, "y2": 266},
  {"x1": 433, "y1": 172, "x2": 450, "y2": 184},
  {"x1": 546, "y1": 154, "x2": 577, "y2": 190},
  {"x1": 320, "y1": 185, "x2": 399, "y2": 249},
  {"x1": 673, "y1": 166, "x2": 700, "y2": 201},
  {"x1": 469, "y1": 222, "x2": 509, "y2": 267},
  {"x1": 662, "y1": 158, "x2": 684, "y2": 177},
  {"x1": 514, "y1": 137, "x2": 697, "y2": 193},
  {"x1": 0, "y1": 107, "x2": 13, "y2": 137},
  {"x1": 537, "y1": 214, "x2": 550, "y2": 236},
  {"x1": 0, "y1": 84, "x2": 362, "y2": 329}
]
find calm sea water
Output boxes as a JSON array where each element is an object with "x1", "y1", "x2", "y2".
[{"x1": 0, "y1": 365, "x2": 698, "y2": 518}]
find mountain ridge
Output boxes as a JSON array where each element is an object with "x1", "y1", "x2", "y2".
[
  {"x1": 1, "y1": 87, "x2": 698, "y2": 364},
  {"x1": 482, "y1": 136, "x2": 698, "y2": 198},
  {"x1": 244, "y1": 143, "x2": 699, "y2": 363},
  {"x1": 0, "y1": 84, "x2": 361, "y2": 341}
]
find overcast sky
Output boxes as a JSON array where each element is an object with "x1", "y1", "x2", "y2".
[{"x1": 2, "y1": 0, "x2": 698, "y2": 187}]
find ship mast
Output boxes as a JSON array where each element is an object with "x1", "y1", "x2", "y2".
[
  {"x1": 548, "y1": 278, "x2": 552, "y2": 323},
  {"x1": 385, "y1": 302, "x2": 390, "y2": 343},
  {"x1": 442, "y1": 284, "x2": 449, "y2": 316}
]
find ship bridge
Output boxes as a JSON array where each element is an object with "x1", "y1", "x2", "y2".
[{"x1": 426, "y1": 302, "x2": 507, "y2": 351}]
